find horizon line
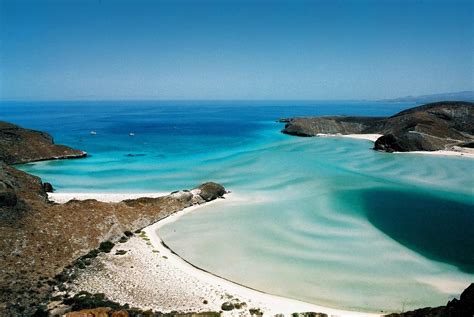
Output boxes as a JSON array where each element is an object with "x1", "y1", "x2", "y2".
[{"x1": 1, "y1": 90, "x2": 472, "y2": 103}]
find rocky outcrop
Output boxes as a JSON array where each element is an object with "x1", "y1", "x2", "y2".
[
  {"x1": 0, "y1": 161, "x2": 226, "y2": 316},
  {"x1": 281, "y1": 116, "x2": 385, "y2": 136},
  {"x1": 0, "y1": 121, "x2": 87, "y2": 164},
  {"x1": 385, "y1": 283, "x2": 474, "y2": 317},
  {"x1": 281, "y1": 101, "x2": 474, "y2": 153},
  {"x1": 196, "y1": 182, "x2": 226, "y2": 201}
]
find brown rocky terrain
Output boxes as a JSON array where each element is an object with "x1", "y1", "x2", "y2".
[
  {"x1": 281, "y1": 101, "x2": 474, "y2": 152},
  {"x1": 0, "y1": 121, "x2": 86, "y2": 164},
  {"x1": 0, "y1": 160, "x2": 226, "y2": 316}
]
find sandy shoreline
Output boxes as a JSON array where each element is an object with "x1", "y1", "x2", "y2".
[
  {"x1": 48, "y1": 192, "x2": 169, "y2": 203},
  {"x1": 315, "y1": 133, "x2": 474, "y2": 158},
  {"x1": 316, "y1": 133, "x2": 383, "y2": 142},
  {"x1": 53, "y1": 192, "x2": 380, "y2": 316}
]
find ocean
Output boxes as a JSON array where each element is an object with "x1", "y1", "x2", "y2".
[{"x1": 2, "y1": 100, "x2": 473, "y2": 312}]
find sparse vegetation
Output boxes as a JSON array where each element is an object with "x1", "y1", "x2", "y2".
[
  {"x1": 249, "y1": 308, "x2": 263, "y2": 316},
  {"x1": 62, "y1": 291, "x2": 123, "y2": 311},
  {"x1": 118, "y1": 236, "x2": 129, "y2": 243},
  {"x1": 98, "y1": 241, "x2": 115, "y2": 253},
  {"x1": 221, "y1": 301, "x2": 234, "y2": 311}
]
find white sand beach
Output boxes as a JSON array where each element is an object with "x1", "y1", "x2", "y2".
[
  {"x1": 395, "y1": 147, "x2": 474, "y2": 158},
  {"x1": 54, "y1": 192, "x2": 380, "y2": 317},
  {"x1": 315, "y1": 133, "x2": 383, "y2": 142},
  {"x1": 48, "y1": 192, "x2": 169, "y2": 203},
  {"x1": 314, "y1": 133, "x2": 474, "y2": 158}
]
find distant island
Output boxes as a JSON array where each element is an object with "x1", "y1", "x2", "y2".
[
  {"x1": 381, "y1": 91, "x2": 474, "y2": 103},
  {"x1": 281, "y1": 101, "x2": 474, "y2": 155}
]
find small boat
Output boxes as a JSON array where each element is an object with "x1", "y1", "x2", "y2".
[
  {"x1": 129, "y1": 132, "x2": 135, "y2": 136},
  {"x1": 90, "y1": 131, "x2": 97, "y2": 135}
]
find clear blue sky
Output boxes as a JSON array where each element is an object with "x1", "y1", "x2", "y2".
[{"x1": 0, "y1": 0, "x2": 472, "y2": 100}]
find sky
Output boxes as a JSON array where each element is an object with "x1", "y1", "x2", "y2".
[{"x1": 0, "y1": 0, "x2": 473, "y2": 101}]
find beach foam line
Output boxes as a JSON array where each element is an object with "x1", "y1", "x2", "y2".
[
  {"x1": 144, "y1": 193, "x2": 381, "y2": 317},
  {"x1": 48, "y1": 192, "x2": 170, "y2": 203}
]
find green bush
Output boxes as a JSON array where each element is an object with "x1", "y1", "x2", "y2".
[{"x1": 98, "y1": 241, "x2": 115, "y2": 253}]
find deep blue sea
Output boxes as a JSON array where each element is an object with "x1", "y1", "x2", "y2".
[{"x1": 1, "y1": 100, "x2": 473, "y2": 312}]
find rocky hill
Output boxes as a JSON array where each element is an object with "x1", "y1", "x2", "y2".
[
  {"x1": 0, "y1": 160, "x2": 226, "y2": 316},
  {"x1": 0, "y1": 121, "x2": 86, "y2": 164},
  {"x1": 281, "y1": 101, "x2": 474, "y2": 153}
]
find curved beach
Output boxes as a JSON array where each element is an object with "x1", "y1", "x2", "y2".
[{"x1": 49, "y1": 192, "x2": 380, "y2": 316}]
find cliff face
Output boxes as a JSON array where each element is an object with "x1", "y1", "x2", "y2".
[
  {"x1": 0, "y1": 160, "x2": 226, "y2": 315},
  {"x1": 281, "y1": 101, "x2": 474, "y2": 152},
  {"x1": 0, "y1": 121, "x2": 87, "y2": 164}
]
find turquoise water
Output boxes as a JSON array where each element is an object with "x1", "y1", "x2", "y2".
[{"x1": 2, "y1": 101, "x2": 473, "y2": 313}]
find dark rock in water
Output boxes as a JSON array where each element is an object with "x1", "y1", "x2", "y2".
[
  {"x1": 385, "y1": 283, "x2": 474, "y2": 317},
  {"x1": 124, "y1": 153, "x2": 146, "y2": 157},
  {"x1": 0, "y1": 121, "x2": 87, "y2": 164},
  {"x1": 43, "y1": 182, "x2": 54, "y2": 193},
  {"x1": 282, "y1": 101, "x2": 474, "y2": 153},
  {"x1": 196, "y1": 182, "x2": 226, "y2": 201}
]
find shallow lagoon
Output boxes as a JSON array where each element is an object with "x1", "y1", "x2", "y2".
[{"x1": 4, "y1": 100, "x2": 473, "y2": 313}]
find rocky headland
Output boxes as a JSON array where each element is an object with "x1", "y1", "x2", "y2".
[
  {"x1": 281, "y1": 101, "x2": 474, "y2": 153},
  {"x1": 0, "y1": 121, "x2": 87, "y2": 164}
]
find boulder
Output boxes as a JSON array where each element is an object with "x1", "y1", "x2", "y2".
[{"x1": 196, "y1": 182, "x2": 226, "y2": 201}]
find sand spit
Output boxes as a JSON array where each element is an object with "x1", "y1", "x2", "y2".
[
  {"x1": 314, "y1": 133, "x2": 474, "y2": 158},
  {"x1": 61, "y1": 192, "x2": 379, "y2": 317}
]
